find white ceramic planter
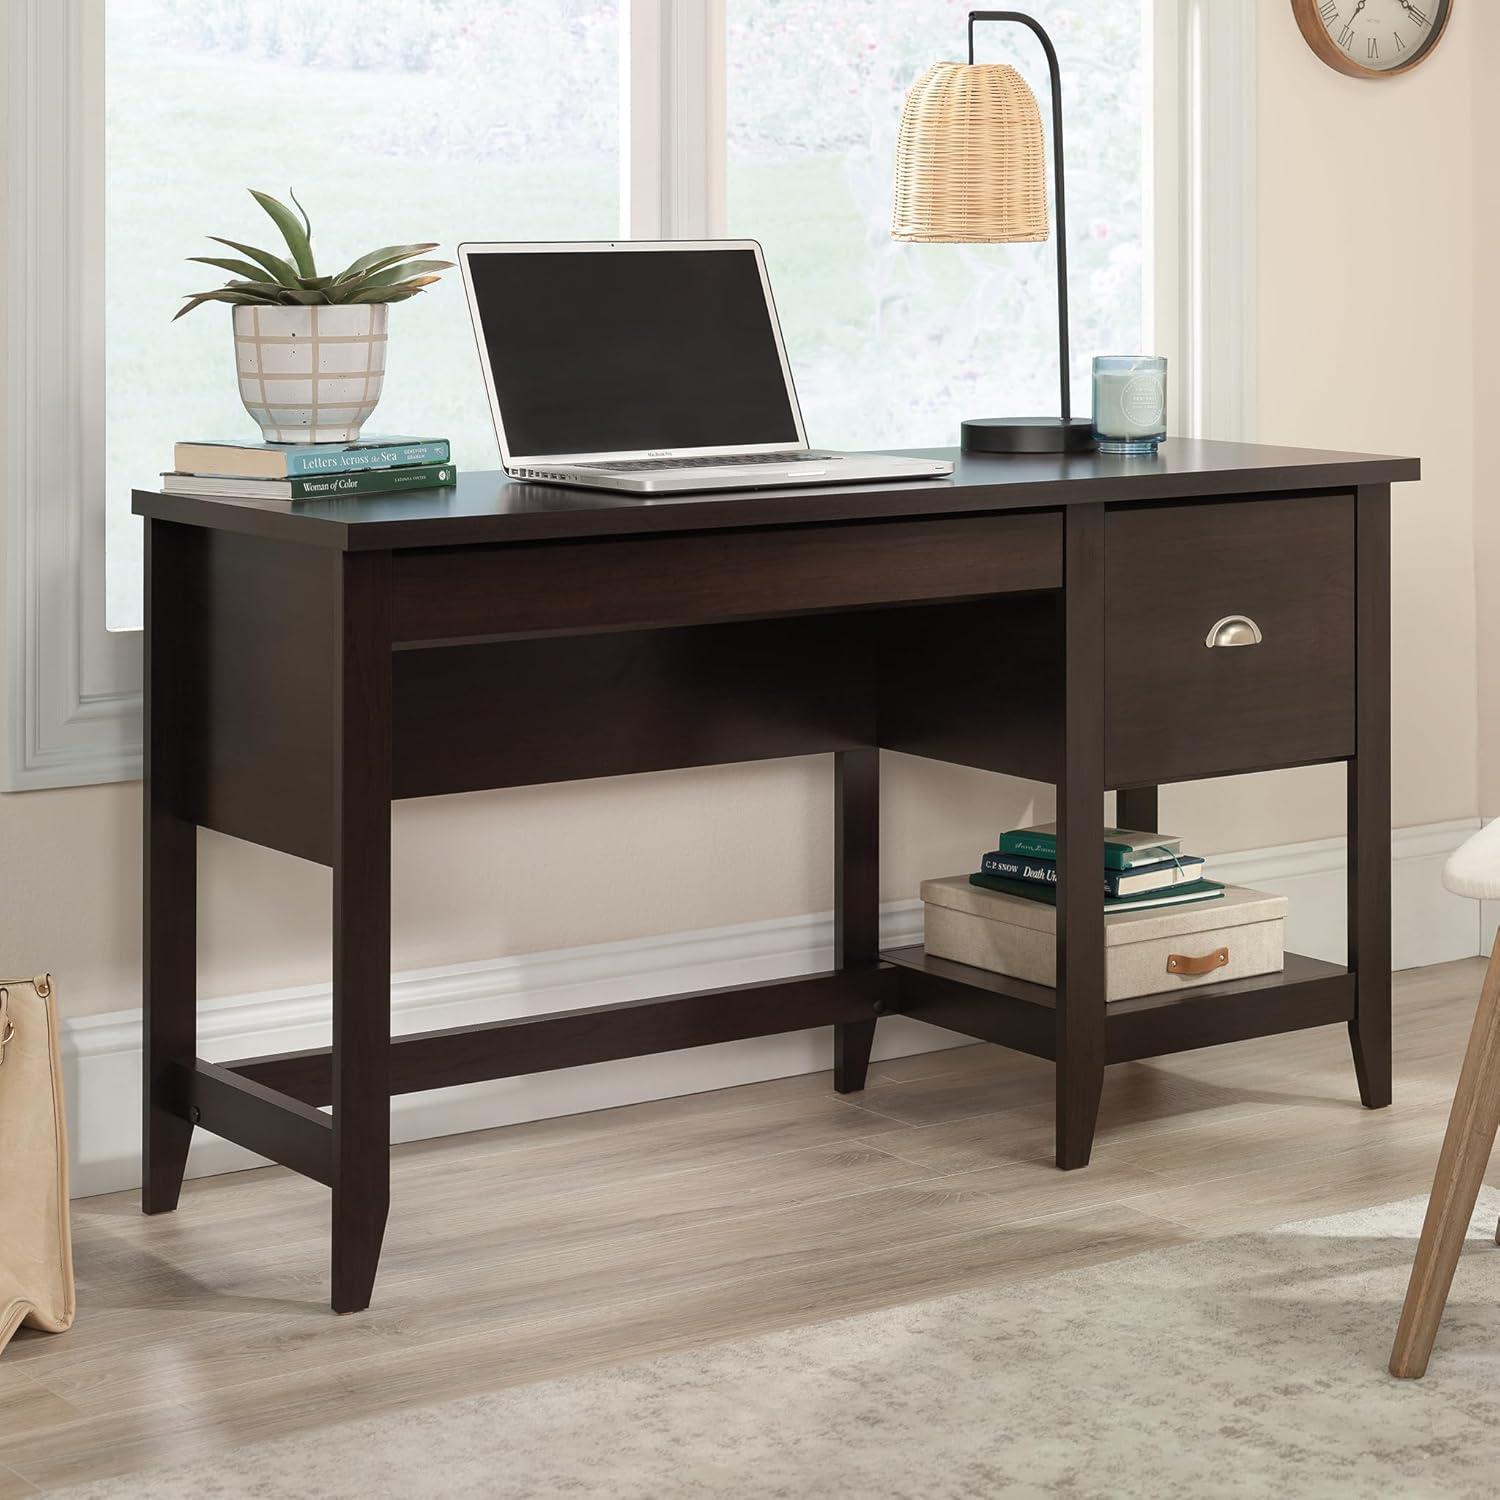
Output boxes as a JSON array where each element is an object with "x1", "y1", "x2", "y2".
[{"x1": 232, "y1": 302, "x2": 389, "y2": 443}]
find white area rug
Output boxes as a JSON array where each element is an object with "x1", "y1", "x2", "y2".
[{"x1": 61, "y1": 1191, "x2": 1500, "y2": 1499}]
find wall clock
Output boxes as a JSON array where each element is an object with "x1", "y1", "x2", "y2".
[{"x1": 1291, "y1": 0, "x2": 1452, "y2": 77}]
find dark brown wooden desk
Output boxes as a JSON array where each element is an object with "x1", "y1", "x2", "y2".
[{"x1": 134, "y1": 440, "x2": 1419, "y2": 1312}]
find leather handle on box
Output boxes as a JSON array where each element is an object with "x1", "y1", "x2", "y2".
[{"x1": 1166, "y1": 946, "x2": 1229, "y2": 976}]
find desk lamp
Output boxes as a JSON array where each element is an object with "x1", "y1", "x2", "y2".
[{"x1": 892, "y1": 9, "x2": 1093, "y2": 454}]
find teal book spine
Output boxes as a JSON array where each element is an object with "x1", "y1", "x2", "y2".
[
  {"x1": 285, "y1": 440, "x2": 451, "y2": 476},
  {"x1": 289, "y1": 463, "x2": 457, "y2": 498},
  {"x1": 997, "y1": 834, "x2": 1064, "y2": 862},
  {"x1": 998, "y1": 832, "x2": 1175, "y2": 872}
]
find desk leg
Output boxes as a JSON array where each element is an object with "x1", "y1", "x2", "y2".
[
  {"x1": 1116, "y1": 787, "x2": 1157, "y2": 838},
  {"x1": 1057, "y1": 506, "x2": 1107, "y2": 1169},
  {"x1": 331, "y1": 552, "x2": 393, "y2": 1314},
  {"x1": 142, "y1": 519, "x2": 196, "y2": 1214},
  {"x1": 833, "y1": 748, "x2": 879, "y2": 1094},
  {"x1": 1349, "y1": 484, "x2": 1392, "y2": 1109}
]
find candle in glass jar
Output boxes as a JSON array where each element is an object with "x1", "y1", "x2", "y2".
[{"x1": 1092, "y1": 356, "x2": 1167, "y2": 454}]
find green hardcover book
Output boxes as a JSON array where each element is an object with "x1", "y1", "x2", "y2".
[
  {"x1": 968, "y1": 871, "x2": 1225, "y2": 914},
  {"x1": 999, "y1": 823, "x2": 1182, "y2": 871},
  {"x1": 161, "y1": 462, "x2": 457, "y2": 504}
]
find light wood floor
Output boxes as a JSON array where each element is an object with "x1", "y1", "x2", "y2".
[{"x1": 3, "y1": 957, "x2": 1498, "y2": 1494}]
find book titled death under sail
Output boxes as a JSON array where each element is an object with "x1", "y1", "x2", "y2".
[
  {"x1": 161, "y1": 462, "x2": 456, "y2": 504},
  {"x1": 172, "y1": 435, "x2": 451, "y2": 479},
  {"x1": 980, "y1": 849, "x2": 1207, "y2": 897},
  {"x1": 968, "y1": 871, "x2": 1225, "y2": 915}
]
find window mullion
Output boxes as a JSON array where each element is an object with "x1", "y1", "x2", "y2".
[
  {"x1": 622, "y1": 0, "x2": 724, "y2": 240},
  {"x1": 621, "y1": 0, "x2": 664, "y2": 237}
]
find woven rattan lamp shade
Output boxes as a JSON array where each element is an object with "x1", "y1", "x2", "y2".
[{"x1": 892, "y1": 62, "x2": 1049, "y2": 243}]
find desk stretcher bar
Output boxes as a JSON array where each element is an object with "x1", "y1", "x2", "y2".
[{"x1": 216, "y1": 968, "x2": 896, "y2": 1109}]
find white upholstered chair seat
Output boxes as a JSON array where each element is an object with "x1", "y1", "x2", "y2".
[{"x1": 1443, "y1": 819, "x2": 1500, "y2": 900}]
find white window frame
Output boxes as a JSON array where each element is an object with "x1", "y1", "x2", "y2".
[
  {"x1": 5, "y1": 0, "x2": 136, "y2": 789},
  {"x1": 2, "y1": 0, "x2": 1254, "y2": 791},
  {"x1": 1150, "y1": 0, "x2": 1259, "y2": 442}
]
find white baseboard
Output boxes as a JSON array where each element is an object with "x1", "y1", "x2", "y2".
[
  {"x1": 63, "y1": 819, "x2": 1484, "y2": 1199},
  {"x1": 1208, "y1": 818, "x2": 1481, "y2": 972}
]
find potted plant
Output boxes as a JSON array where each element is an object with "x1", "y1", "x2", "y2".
[{"x1": 175, "y1": 189, "x2": 452, "y2": 443}]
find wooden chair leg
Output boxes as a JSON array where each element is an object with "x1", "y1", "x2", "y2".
[{"x1": 1390, "y1": 934, "x2": 1500, "y2": 1377}]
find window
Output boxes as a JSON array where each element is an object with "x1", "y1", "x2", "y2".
[
  {"x1": 727, "y1": 0, "x2": 1146, "y2": 450},
  {"x1": 104, "y1": 0, "x2": 619, "y2": 631},
  {"x1": 5, "y1": 0, "x2": 1255, "y2": 788}
]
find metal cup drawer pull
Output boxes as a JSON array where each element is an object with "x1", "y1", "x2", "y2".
[{"x1": 1205, "y1": 614, "x2": 1263, "y2": 648}]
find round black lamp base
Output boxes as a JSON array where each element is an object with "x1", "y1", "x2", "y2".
[{"x1": 961, "y1": 416, "x2": 1097, "y2": 455}]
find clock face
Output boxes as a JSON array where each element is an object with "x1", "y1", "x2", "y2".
[{"x1": 1297, "y1": 0, "x2": 1452, "y2": 76}]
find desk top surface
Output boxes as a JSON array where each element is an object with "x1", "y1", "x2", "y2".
[{"x1": 133, "y1": 439, "x2": 1419, "y2": 552}]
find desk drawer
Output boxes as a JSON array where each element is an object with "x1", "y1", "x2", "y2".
[
  {"x1": 391, "y1": 512, "x2": 1061, "y2": 644},
  {"x1": 1104, "y1": 495, "x2": 1355, "y2": 784}
]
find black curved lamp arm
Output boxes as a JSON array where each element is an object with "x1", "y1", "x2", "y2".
[{"x1": 967, "y1": 10, "x2": 1072, "y2": 421}]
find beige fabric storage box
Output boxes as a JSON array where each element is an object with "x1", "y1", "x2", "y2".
[{"x1": 921, "y1": 878, "x2": 1288, "y2": 1002}]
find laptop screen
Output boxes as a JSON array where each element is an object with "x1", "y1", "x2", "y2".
[{"x1": 464, "y1": 245, "x2": 803, "y2": 458}]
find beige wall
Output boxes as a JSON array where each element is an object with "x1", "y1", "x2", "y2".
[
  {"x1": 1173, "y1": 2, "x2": 1482, "y2": 851},
  {"x1": 1245, "y1": 2, "x2": 1479, "y2": 840},
  {"x1": 0, "y1": 7, "x2": 1487, "y2": 1020}
]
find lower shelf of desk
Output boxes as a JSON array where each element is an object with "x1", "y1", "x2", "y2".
[{"x1": 880, "y1": 946, "x2": 1356, "y2": 1066}]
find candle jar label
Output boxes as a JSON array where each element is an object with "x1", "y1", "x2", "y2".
[{"x1": 1121, "y1": 373, "x2": 1165, "y2": 427}]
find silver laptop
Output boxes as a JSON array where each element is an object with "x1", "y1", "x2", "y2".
[{"x1": 458, "y1": 240, "x2": 953, "y2": 496}]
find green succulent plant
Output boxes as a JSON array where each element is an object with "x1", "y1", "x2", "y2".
[{"x1": 174, "y1": 188, "x2": 453, "y2": 320}]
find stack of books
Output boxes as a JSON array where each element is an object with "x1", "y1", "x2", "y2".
[
  {"x1": 970, "y1": 823, "x2": 1225, "y2": 914},
  {"x1": 163, "y1": 436, "x2": 456, "y2": 505}
]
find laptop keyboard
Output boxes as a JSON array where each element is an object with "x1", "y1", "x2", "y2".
[{"x1": 579, "y1": 452, "x2": 836, "y2": 473}]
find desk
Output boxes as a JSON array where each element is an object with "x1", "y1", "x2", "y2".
[{"x1": 134, "y1": 440, "x2": 1418, "y2": 1312}]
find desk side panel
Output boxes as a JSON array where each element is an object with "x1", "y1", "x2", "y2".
[{"x1": 182, "y1": 529, "x2": 338, "y2": 864}]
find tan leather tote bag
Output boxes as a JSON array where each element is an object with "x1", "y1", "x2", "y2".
[{"x1": 0, "y1": 975, "x2": 75, "y2": 1353}]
